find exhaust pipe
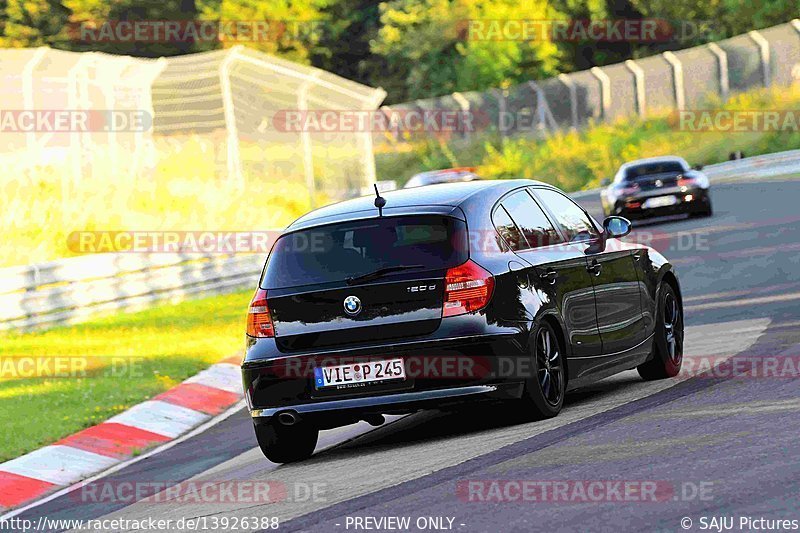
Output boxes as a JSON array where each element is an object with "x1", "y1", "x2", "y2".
[
  {"x1": 363, "y1": 414, "x2": 385, "y2": 427},
  {"x1": 276, "y1": 411, "x2": 299, "y2": 426}
]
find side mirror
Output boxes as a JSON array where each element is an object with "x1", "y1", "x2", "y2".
[
  {"x1": 693, "y1": 164, "x2": 704, "y2": 170},
  {"x1": 603, "y1": 216, "x2": 632, "y2": 239},
  {"x1": 600, "y1": 178, "x2": 611, "y2": 186}
]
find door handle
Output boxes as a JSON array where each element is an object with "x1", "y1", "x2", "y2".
[
  {"x1": 586, "y1": 260, "x2": 602, "y2": 276},
  {"x1": 539, "y1": 270, "x2": 558, "y2": 285}
]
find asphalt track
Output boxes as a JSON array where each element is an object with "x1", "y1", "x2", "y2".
[{"x1": 6, "y1": 177, "x2": 800, "y2": 533}]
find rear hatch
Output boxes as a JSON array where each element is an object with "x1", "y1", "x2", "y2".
[
  {"x1": 262, "y1": 214, "x2": 468, "y2": 351},
  {"x1": 624, "y1": 162, "x2": 685, "y2": 192}
]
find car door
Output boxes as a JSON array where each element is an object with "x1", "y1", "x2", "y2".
[
  {"x1": 493, "y1": 189, "x2": 602, "y2": 361},
  {"x1": 532, "y1": 188, "x2": 647, "y2": 365}
]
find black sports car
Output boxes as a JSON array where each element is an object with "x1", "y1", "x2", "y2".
[
  {"x1": 600, "y1": 156, "x2": 712, "y2": 219},
  {"x1": 243, "y1": 180, "x2": 684, "y2": 463}
]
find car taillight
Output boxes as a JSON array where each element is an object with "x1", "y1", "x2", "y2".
[
  {"x1": 620, "y1": 185, "x2": 639, "y2": 195},
  {"x1": 443, "y1": 260, "x2": 495, "y2": 317},
  {"x1": 247, "y1": 288, "x2": 274, "y2": 337},
  {"x1": 677, "y1": 176, "x2": 697, "y2": 188}
]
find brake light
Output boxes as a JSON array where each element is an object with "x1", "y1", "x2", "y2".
[
  {"x1": 619, "y1": 184, "x2": 639, "y2": 196},
  {"x1": 677, "y1": 176, "x2": 697, "y2": 188},
  {"x1": 247, "y1": 288, "x2": 274, "y2": 337},
  {"x1": 443, "y1": 260, "x2": 494, "y2": 317}
]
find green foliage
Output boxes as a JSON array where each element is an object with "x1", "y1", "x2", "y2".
[
  {"x1": 0, "y1": 0, "x2": 69, "y2": 47},
  {"x1": 630, "y1": 0, "x2": 799, "y2": 38},
  {"x1": 1, "y1": 0, "x2": 799, "y2": 114},
  {"x1": 373, "y1": 0, "x2": 563, "y2": 101},
  {"x1": 200, "y1": 0, "x2": 331, "y2": 62}
]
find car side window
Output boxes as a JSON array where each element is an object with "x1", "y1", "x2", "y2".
[
  {"x1": 498, "y1": 190, "x2": 563, "y2": 249},
  {"x1": 534, "y1": 188, "x2": 600, "y2": 243},
  {"x1": 492, "y1": 205, "x2": 526, "y2": 251}
]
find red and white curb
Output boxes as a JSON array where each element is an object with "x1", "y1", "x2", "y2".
[{"x1": 0, "y1": 357, "x2": 243, "y2": 511}]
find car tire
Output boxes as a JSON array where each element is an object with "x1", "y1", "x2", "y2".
[
  {"x1": 516, "y1": 321, "x2": 565, "y2": 419},
  {"x1": 254, "y1": 420, "x2": 318, "y2": 464},
  {"x1": 637, "y1": 283, "x2": 684, "y2": 380}
]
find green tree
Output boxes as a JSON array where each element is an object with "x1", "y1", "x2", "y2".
[
  {"x1": 0, "y1": 0, "x2": 70, "y2": 47},
  {"x1": 199, "y1": 0, "x2": 331, "y2": 63},
  {"x1": 373, "y1": 0, "x2": 563, "y2": 102},
  {"x1": 311, "y1": 0, "x2": 387, "y2": 92}
]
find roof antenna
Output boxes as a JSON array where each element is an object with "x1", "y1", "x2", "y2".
[{"x1": 373, "y1": 184, "x2": 386, "y2": 217}]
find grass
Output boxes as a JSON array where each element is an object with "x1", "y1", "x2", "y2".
[
  {"x1": 376, "y1": 85, "x2": 800, "y2": 190},
  {"x1": 0, "y1": 289, "x2": 251, "y2": 462}
]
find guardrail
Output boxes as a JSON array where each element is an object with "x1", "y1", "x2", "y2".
[
  {"x1": 0, "y1": 252, "x2": 264, "y2": 331},
  {"x1": 701, "y1": 149, "x2": 800, "y2": 180}
]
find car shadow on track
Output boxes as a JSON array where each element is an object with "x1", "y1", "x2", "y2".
[{"x1": 312, "y1": 373, "x2": 646, "y2": 461}]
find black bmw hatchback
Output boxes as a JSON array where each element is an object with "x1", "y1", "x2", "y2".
[{"x1": 243, "y1": 180, "x2": 684, "y2": 463}]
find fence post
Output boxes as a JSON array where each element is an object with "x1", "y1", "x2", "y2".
[
  {"x1": 557, "y1": 74, "x2": 579, "y2": 130},
  {"x1": 590, "y1": 67, "x2": 611, "y2": 121},
  {"x1": 358, "y1": 88, "x2": 385, "y2": 192},
  {"x1": 297, "y1": 70, "x2": 322, "y2": 209},
  {"x1": 494, "y1": 88, "x2": 508, "y2": 136},
  {"x1": 452, "y1": 92, "x2": 471, "y2": 139},
  {"x1": 220, "y1": 46, "x2": 244, "y2": 190},
  {"x1": 706, "y1": 43, "x2": 730, "y2": 101},
  {"x1": 748, "y1": 30, "x2": 771, "y2": 88},
  {"x1": 22, "y1": 47, "x2": 48, "y2": 159},
  {"x1": 663, "y1": 52, "x2": 685, "y2": 110},
  {"x1": 624, "y1": 59, "x2": 646, "y2": 117},
  {"x1": 67, "y1": 53, "x2": 93, "y2": 207},
  {"x1": 527, "y1": 80, "x2": 557, "y2": 134},
  {"x1": 131, "y1": 57, "x2": 167, "y2": 181},
  {"x1": 793, "y1": 20, "x2": 800, "y2": 83}
]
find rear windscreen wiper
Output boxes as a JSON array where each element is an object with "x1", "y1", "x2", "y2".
[{"x1": 346, "y1": 264, "x2": 425, "y2": 286}]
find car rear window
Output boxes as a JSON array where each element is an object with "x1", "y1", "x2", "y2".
[
  {"x1": 623, "y1": 161, "x2": 685, "y2": 180},
  {"x1": 262, "y1": 215, "x2": 468, "y2": 288}
]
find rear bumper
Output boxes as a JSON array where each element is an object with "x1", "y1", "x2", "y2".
[
  {"x1": 242, "y1": 318, "x2": 530, "y2": 425},
  {"x1": 612, "y1": 188, "x2": 710, "y2": 218},
  {"x1": 250, "y1": 382, "x2": 524, "y2": 421}
]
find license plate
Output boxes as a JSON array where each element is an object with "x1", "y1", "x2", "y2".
[
  {"x1": 314, "y1": 359, "x2": 406, "y2": 389},
  {"x1": 643, "y1": 196, "x2": 677, "y2": 209}
]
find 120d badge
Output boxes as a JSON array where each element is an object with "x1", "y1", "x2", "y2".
[{"x1": 407, "y1": 284, "x2": 436, "y2": 292}]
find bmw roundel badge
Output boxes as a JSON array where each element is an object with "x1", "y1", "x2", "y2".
[{"x1": 343, "y1": 295, "x2": 362, "y2": 316}]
